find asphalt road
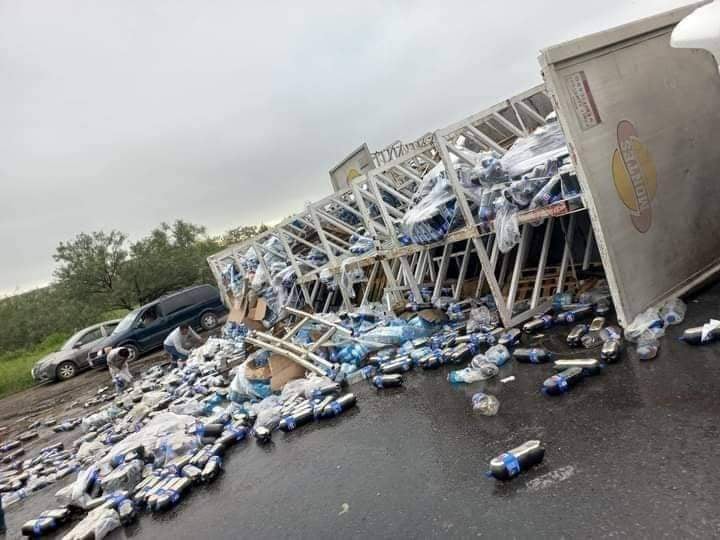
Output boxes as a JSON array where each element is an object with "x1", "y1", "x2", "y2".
[{"x1": 5, "y1": 288, "x2": 720, "y2": 538}]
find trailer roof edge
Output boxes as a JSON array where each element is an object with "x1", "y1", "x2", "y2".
[{"x1": 539, "y1": 1, "x2": 708, "y2": 66}]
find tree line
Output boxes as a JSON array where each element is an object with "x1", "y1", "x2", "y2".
[{"x1": 0, "y1": 220, "x2": 265, "y2": 354}]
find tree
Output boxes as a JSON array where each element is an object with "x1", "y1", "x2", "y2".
[
  {"x1": 53, "y1": 231, "x2": 132, "y2": 309},
  {"x1": 221, "y1": 224, "x2": 267, "y2": 247},
  {"x1": 118, "y1": 220, "x2": 221, "y2": 305}
]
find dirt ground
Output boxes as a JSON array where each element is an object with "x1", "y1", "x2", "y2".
[
  {"x1": 0, "y1": 352, "x2": 164, "y2": 447},
  {"x1": 0, "y1": 327, "x2": 223, "y2": 444}
]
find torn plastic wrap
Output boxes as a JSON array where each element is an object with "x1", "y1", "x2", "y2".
[
  {"x1": 251, "y1": 396, "x2": 283, "y2": 429},
  {"x1": 82, "y1": 406, "x2": 124, "y2": 433},
  {"x1": 500, "y1": 117, "x2": 568, "y2": 178},
  {"x1": 55, "y1": 465, "x2": 100, "y2": 509},
  {"x1": 229, "y1": 364, "x2": 272, "y2": 403},
  {"x1": 469, "y1": 152, "x2": 508, "y2": 187},
  {"x1": 320, "y1": 268, "x2": 337, "y2": 290},
  {"x1": 349, "y1": 233, "x2": 373, "y2": 255},
  {"x1": 625, "y1": 307, "x2": 664, "y2": 342},
  {"x1": 100, "y1": 459, "x2": 144, "y2": 493},
  {"x1": 61, "y1": 505, "x2": 121, "y2": 540},
  {"x1": 340, "y1": 263, "x2": 366, "y2": 299},
  {"x1": 101, "y1": 413, "x2": 198, "y2": 470},
  {"x1": 494, "y1": 200, "x2": 521, "y2": 253},
  {"x1": 466, "y1": 306, "x2": 499, "y2": 333},
  {"x1": 222, "y1": 262, "x2": 244, "y2": 298},
  {"x1": 401, "y1": 154, "x2": 484, "y2": 245}
]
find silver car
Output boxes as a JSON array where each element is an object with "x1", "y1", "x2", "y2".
[{"x1": 31, "y1": 320, "x2": 120, "y2": 382}]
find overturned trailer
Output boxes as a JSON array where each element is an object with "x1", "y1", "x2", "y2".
[{"x1": 208, "y1": 2, "x2": 720, "y2": 329}]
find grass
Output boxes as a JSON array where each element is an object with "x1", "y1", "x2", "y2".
[{"x1": 0, "y1": 333, "x2": 69, "y2": 398}]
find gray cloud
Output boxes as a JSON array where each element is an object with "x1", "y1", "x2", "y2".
[{"x1": 0, "y1": 0, "x2": 694, "y2": 294}]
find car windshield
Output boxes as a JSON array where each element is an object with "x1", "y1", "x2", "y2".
[{"x1": 113, "y1": 309, "x2": 141, "y2": 335}]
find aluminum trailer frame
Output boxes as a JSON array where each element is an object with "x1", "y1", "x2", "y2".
[{"x1": 208, "y1": 85, "x2": 598, "y2": 329}]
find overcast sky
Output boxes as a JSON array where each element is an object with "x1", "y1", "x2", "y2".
[{"x1": 0, "y1": 0, "x2": 696, "y2": 295}]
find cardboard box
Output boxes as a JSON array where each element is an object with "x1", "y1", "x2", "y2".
[{"x1": 269, "y1": 354, "x2": 306, "y2": 391}]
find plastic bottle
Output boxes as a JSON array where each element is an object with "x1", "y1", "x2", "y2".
[
  {"x1": 636, "y1": 342, "x2": 659, "y2": 360},
  {"x1": 552, "y1": 359, "x2": 603, "y2": 376},
  {"x1": 445, "y1": 343, "x2": 474, "y2": 364},
  {"x1": 566, "y1": 324, "x2": 588, "y2": 347},
  {"x1": 542, "y1": 367, "x2": 584, "y2": 395},
  {"x1": 471, "y1": 393, "x2": 500, "y2": 415},
  {"x1": 488, "y1": 440, "x2": 545, "y2": 480},
  {"x1": 498, "y1": 328, "x2": 522, "y2": 348},
  {"x1": 153, "y1": 477, "x2": 192, "y2": 512},
  {"x1": 513, "y1": 348, "x2": 553, "y2": 364},
  {"x1": 600, "y1": 339, "x2": 622, "y2": 362},
  {"x1": 419, "y1": 350, "x2": 444, "y2": 370},
  {"x1": 580, "y1": 332, "x2": 603, "y2": 349},
  {"x1": 594, "y1": 297, "x2": 612, "y2": 315},
  {"x1": 319, "y1": 394, "x2": 356, "y2": 419},
  {"x1": 372, "y1": 374, "x2": 404, "y2": 389},
  {"x1": 483, "y1": 344, "x2": 510, "y2": 366},
  {"x1": 180, "y1": 464, "x2": 202, "y2": 483},
  {"x1": 447, "y1": 364, "x2": 499, "y2": 384},
  {"x1": 380, "y1": 358, "x2": 412, "y2": 374},
  {"x1": 679, "y1": 323, "x2": 720, "y2": 345},
  {"x1": 522, "y1": 314, "x2": 554, "y2": 333},
  {"x1": 599, "y1": 326, "x2": 622, "y2": 342},
  {"x1": 2, "y1": 488, "x2": 27, "y2": 508},
  {"x1": 21, "y1": 517, "x2": 57, "y2": 537},
  {"x1": 279, "y1": 408, "x2": 314, "y2": 431},
  {"x1": 0, "y1": 441, "x2": 21, "y2": 453},
  {"x1": 660, "y1": 298, "x2": 686, "y2": 326},
  {"x1": 554, "y1": 304, "x2": 593, "y2": 324},
  {"x1": 201, "y1": 456, "x2": 222, "y2": 483}
]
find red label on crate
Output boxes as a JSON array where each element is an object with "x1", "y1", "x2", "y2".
[{"x1": 565, "y1": 71, "x2": 601, "y2": 131}]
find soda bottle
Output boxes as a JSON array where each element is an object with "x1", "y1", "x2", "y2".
[
  {"x1": 600, "y1": 339, "x2": 622, "y2": 362},
  {"x1": 552, "y1": 359, "x2": 603, "y2": 376},
  {"x1": 471, "y1": 393, "x2": 500, "y2": 415},
  {"x1": 448, "y1": 364, "x2": 498, "y2": 384},
  {"x1": 513, "y1": 348, "x2": 553, "y2": 364},
  {"x1": 498, "y1": 328, "x2": 521, "y2": 348},
  {"x1": 679, "y1": 321, "x2": 720, "y2": 345},
  {"x1": 488, "y1": 440, "x2": 545, "y2": 480},
  {"x1": 542, "y1": 367, "x2": 584, "y2": 395},
  {"x1": 319, "y1": 394, "x2": 357, "y2": 419},
  {"x1": 554, "y1": 305, "x2": 593, "y2": 324},
  {"x1": 380, "y1": 358, "x2": 412, "y2": 374},
  {"x1": 484, "y1": 344, "x2": 510, "y2": 366},
  {"x1": 279, "y1": 408, "x2": 314, "y2": 431},
  {"x1": 201, "y1": 456, "x2": 222, "y2": 483},
  {"x1": 181, "y1": 464, "x2": 203, "y2": 483},
  {"x1": 21, "y1": 517, "x2": 57, "y2": 537},
  {"x1": 522, "y1": 314, "x2": 553, "y2": 333},
  {"x1": 372, "y1": 374, "x2": 404, "y2": 389},
  {"x1": 566, "y1": 324, "x2": 588, "y2": 347}
]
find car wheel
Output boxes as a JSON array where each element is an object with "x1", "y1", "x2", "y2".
[
  {"x1": 56, "y1": 361, "x2": 77, "y2": 381},
  {"x1": 200, "y1": 312, "x2": 218, "y2": 330},
  {"x1": 121, "y1": 344, "x2": 139, "y2": 362}
]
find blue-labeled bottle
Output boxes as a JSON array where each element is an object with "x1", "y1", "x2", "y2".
[
  {"x1": 554, "y1": 305, "x2": 593, "y2": 324},
  {"x1": 488, "y1": 440, "x2": 545, "y2": 481},
  {"x1": 542, "y1": 366, "x2": 584, "y2": 395},
  {"x1": 522, "y1": 314, "x2": 553, "y2": 333},
  {"x1": 372, "y1": 374, "x2": 404, "y2": 389},
  {"x1": 513, "y1": 347, "x2": 553, "y2": 364}
]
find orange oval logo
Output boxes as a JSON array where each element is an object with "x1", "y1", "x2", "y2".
[{"x1": 611, "y1": 120, "x2": 657, "y2": 233}]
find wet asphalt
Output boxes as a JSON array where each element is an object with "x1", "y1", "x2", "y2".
[{"x1": 6, "y1": 285, "x2": 720, "y2": 539}]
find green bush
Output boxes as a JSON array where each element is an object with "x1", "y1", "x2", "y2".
[{"x1": 0, "y1": 333, "x2": 70, "y2": 397}]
